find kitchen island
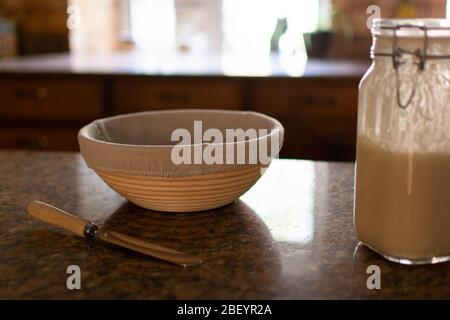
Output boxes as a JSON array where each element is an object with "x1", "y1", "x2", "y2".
[{"x1": 1, "y1": 151, "x2": 448, "y2": 299}]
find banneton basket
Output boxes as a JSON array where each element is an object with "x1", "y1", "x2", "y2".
[{"x1": 78, "y1": 109, "x2": 284, "y2": 212}]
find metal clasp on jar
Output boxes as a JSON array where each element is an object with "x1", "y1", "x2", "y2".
[{"x1": 391, "y1": 25, "x2": 429, "y2": 109}]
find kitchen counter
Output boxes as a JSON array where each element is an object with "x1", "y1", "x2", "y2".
[
  {"x1": 2, "y1": 151, "x2": 448, "y2": 299},
  {"x1": 0, "y1": 51, "x2": 368, "y2": 78}
]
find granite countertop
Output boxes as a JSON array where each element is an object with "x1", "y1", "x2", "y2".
[
  {"x1": 0, "y1": 51, "x2": 368, "y2": 78},
  {"x1": 1, "y1": 151, "x2": 449, "y2": 299}
]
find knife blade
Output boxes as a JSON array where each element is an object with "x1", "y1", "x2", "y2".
[{"x1": 27, "y1": 200, "x2": 203, "y2": 267}]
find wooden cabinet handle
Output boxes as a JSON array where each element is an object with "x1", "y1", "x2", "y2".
[
  {"x1": 35, "y1": 87, "x2": 48, "y2": 99},
  {"x1": 303, "y1": 95, "x2": 336, "y2": 107},
  {"x1": 15, "y1": 87, "x2": 48, "y2": 100},
  {"x1": 157, "y1": 91, "x2": 190, "y2": 103},
  {"x1": 27, "y1": 200, "x2": 90, "y2": 237},
  {"x1": 15, "y1": 135, "x2": 49, "y2": 149}
]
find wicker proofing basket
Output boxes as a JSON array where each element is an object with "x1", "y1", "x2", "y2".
[{"x1": 78, "y1": 109, "x2": 284, "y2": 212}]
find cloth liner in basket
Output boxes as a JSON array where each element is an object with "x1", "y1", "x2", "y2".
[{"x1": 78, "y1": 109, "x2": 284, "y2": 178}]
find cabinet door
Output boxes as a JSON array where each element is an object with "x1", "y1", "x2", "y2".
[
  {"x1": 112, "y1": 77, "x2": 243, "y2": 113},
  {"x1": 251, "y1": 78, "x2": 359, "y2": 161}
]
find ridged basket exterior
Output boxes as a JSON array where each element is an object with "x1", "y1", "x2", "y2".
[{"x1": 95, "y1": 165, "x2": 263, "y2": 212}]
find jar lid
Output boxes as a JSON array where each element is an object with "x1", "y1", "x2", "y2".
[
  {"x1": 371, "y1": 19, "x2": 450, "y2": 109},
  {"x1": 372, "y1": 18, "x2": 450, "y2": 38}
]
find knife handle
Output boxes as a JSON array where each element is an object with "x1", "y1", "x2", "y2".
[{"x1": 27, "y1": 200, "x2": 91, "y2": 237}]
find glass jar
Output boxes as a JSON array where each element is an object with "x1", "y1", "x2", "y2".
[{"x1": 355, "y1": 19, "x2": 450, "y2": 264}]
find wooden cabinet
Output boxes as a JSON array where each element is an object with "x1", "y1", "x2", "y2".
[
  {"x1": 0, "y1": 74, "x2": 360, "y2": 160},
  {"x1": 0, "y1": 75, "x2": 101, "y2": 152},
  {"x1": 0, "y1": 78, "x2": 103, "y2": 120},
  {"x1": 251, "y1": 78, "x2": 359, "y2": 160},
  {"x1": 112, "y1": 77, "x2": 243, "y2": 113}
]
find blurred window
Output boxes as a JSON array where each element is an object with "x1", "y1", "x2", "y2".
[
  {"x1": 128, "y1": 0, "x2": 327, "y2": 53},
  {"x1": 129, "y1": 0, "x2": 176, "y2": 51}
]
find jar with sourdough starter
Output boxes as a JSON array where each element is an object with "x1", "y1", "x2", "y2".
[{"x1": 355, "y1": 19, "x2": 450, "y2": 264}]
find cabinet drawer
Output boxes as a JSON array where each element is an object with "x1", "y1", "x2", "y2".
[
  {"x1": 112, "y1": 78, "x2": 242, "y2": 113},
  {"x1": 275, "y1": 119, "x2": 356, "y2": 161},
  {"x1": 0, "y1": 78, "x2": 102, "y2": 120},
  {"x1": 0, "y1": 127, "x2": 80, "y2": 151},
  {"x1": 252, "y1": 79, "x2": 358, "y2": 123}
]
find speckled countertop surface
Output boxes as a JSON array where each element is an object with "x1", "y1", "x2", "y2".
[{"x1": 1, "y1": 151, "x2": 449, "y2": 299}]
